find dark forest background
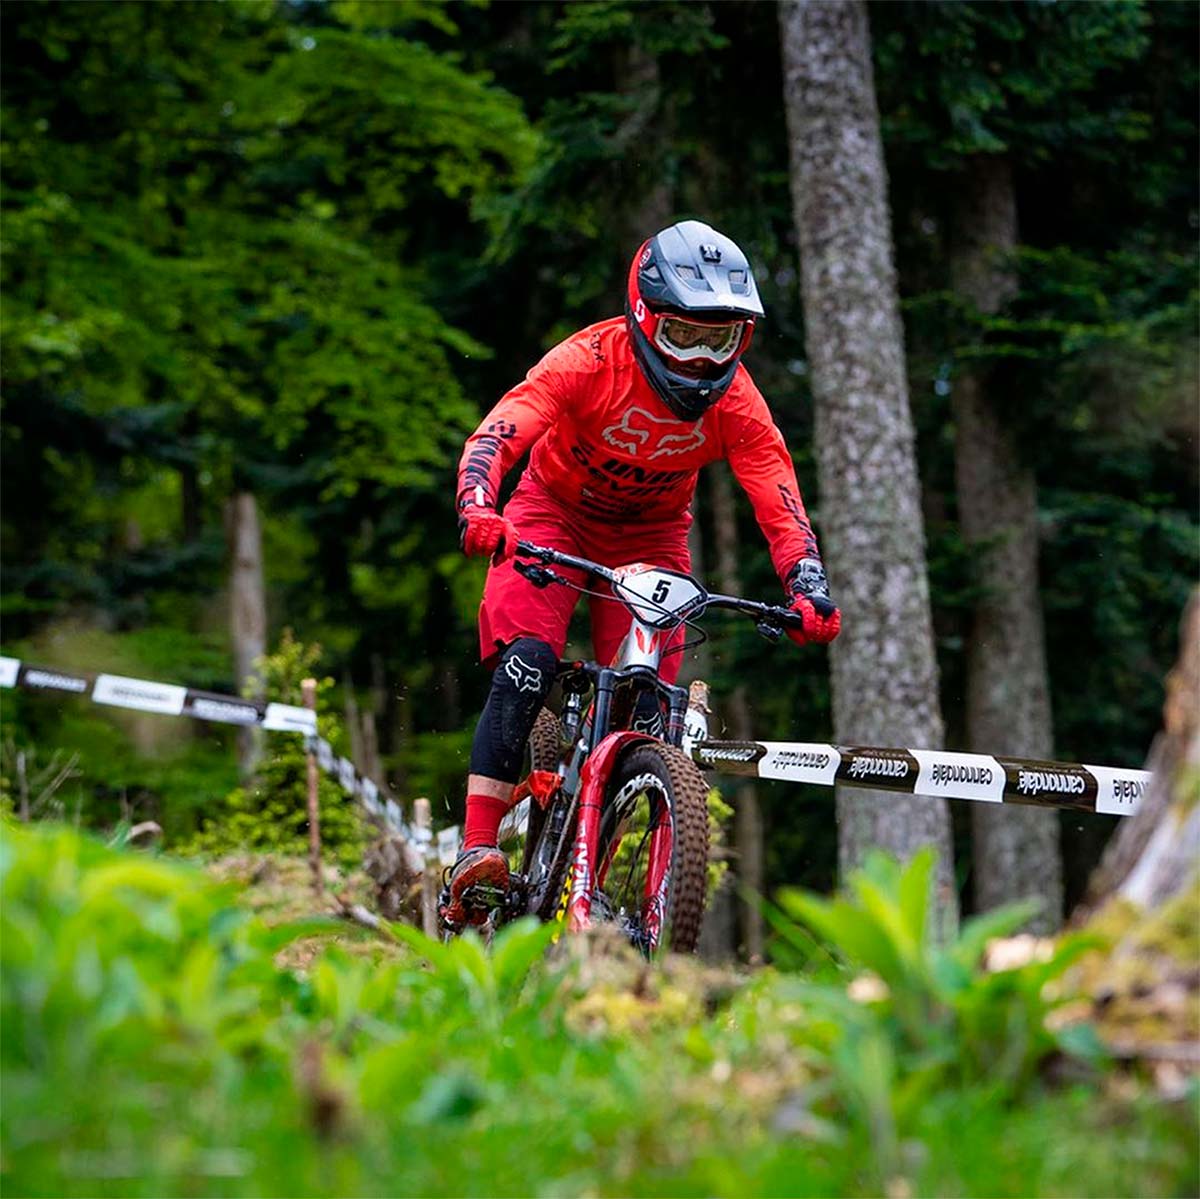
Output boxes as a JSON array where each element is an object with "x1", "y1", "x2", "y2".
[{"x1": 2, "y1": 0, "x2": 1196, "y2": 921}]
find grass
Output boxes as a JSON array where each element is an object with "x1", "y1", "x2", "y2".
[{"x1": 1, "y1": 824, "x2": 1196, "y2": 1198}]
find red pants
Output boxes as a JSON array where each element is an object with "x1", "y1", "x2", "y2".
[{"x1": 478, "y1": 475, "x2": 691, "y2": 684}]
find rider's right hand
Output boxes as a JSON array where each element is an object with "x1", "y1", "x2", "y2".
[{"x1": 459, "y1": 504, "x2": 519, "y2": 564}]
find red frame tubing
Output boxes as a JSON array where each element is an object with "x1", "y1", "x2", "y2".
[{"x1": 566, "y1": 731, "x2": 657, "y2": 933}]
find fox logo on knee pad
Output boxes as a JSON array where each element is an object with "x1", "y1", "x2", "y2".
[{"x1": 504, "y1": 654, "x2": 544, "y2": 694}]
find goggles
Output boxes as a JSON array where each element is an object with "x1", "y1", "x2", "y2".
[{"x1": 653, "y1": 314, "x2": 746, "y2": 365}]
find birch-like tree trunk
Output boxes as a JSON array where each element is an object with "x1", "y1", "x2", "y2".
[
  {"x1": 950, "y1": 155, "x2": 1063, "y2": 933},
  {"x1": 228, "y1": 491, "x2": 266, "y2": 778},
  {"x1": 779, "y1": 0, "x2": 957, "y2": 934}
]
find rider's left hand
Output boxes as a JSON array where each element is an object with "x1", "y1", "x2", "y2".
[{"x1": 784, "y1": 558, "x2": 841, "y2": 646}]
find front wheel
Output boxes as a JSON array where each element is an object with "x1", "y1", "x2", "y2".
[{"x1": 595, "y1": 743, "x2": 710, "y2": 954}]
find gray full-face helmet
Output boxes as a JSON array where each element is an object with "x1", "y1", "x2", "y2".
[{"x1": 624, "y1": 219, "x2": 764, "y2": 421}]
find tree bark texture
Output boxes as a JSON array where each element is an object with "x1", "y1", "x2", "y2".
[
  {"x1": 614, "y1": 41, "x2": 675, "y2": 249},
  {"x1": 949, "y1": 155, "x2": 1063, "y2": 933},
  {"x1": 228, "y1": 491, "x2": 266, "y2": 778},
  {"x1": 709, "y1": 464, "x2": 766, "y2": 961},
  {"x1": 779, "y1": 0, "x2": 956, "y2": 933}
]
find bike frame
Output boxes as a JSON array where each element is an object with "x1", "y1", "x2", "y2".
[
  {"x1": 470, "y1": 540, "x2": 799, "y2": 943},
  {"x1": 511, "y1": 558, "x2": 701, "y2": 937}
]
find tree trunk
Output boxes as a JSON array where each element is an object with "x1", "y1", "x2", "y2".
[
  {"x1": 344, "y1": 671, "x2": 365, "y2": 766},
  {"x1": 779, "y1": 0, "x2": 957, "y2": 936},
  {"x1": 709, "y1": 464, "x2": 766, "y2": 961},
  {"x1": 1080, "y1": 590, "x2": 1200, "y2": 917},
  {"x1": 228, "y1": 491, "x2": 266, "y2": 778},
  {"x1": 1069, "y1": 591, "x2": 1199, "y2": 1076},
  {"x1": 613, "y1": 41, "x2": 674, "y2": 246},
  {"x1": 392, "y1": 677, "x2": 413, "y2": 797},
  {"x1": 949, "y1": 154, "x2": 1062, "y2": 933},
  {"x1": 360, "y1": 652, "x2": 386, "y2": 784}
]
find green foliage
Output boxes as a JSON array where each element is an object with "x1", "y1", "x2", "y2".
[
  {"x1": 773, "y1": 849, "x2": 1108, "y2": 1098},
  {"x1": 875, "y1": 1, "x2": 1150, "y2": 168},
  {"x1": 0, "y1": 625, "x2": 242, "y2": 838},
  {"x1": 182, "y1": 632, "x2": 366, "y2": 869},
  {"x1": 705, "y1": 785, "x2": 734, "y2": 899},
  {"x1": 0, "y1": 0, "x2": 537, "y2": 792},
  {"x1": 3, "y1": 826, "x2": 1195, "y2": 1198}
]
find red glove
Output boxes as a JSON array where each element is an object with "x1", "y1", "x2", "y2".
[
  {"x1": 459, "y1": 504, "x2": 519, "y2": 563},
  {"x1": 784, "y1": 558, "x2": 841, "y2": 647}
]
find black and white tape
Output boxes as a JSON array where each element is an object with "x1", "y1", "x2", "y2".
[
  {"x1": 1, "y1": 656, "x2": 315, "y2": 734},
  {"x1": 692, "y1": 740, "x2": 1149, "y2": 817},
  {"x1": 306, "y1": 733, "x2": 410, "y2": 839},
  {"x1": 0, "y1": 655, "x2": 453, "y2": 842}
]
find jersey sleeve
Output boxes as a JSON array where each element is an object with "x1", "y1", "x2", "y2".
[
  {"x1": 721, "y1": 396, "x2": 823, "y2": 586},
  {"x1": 456, "y1": 337, "x2": 588, "y2": 509}
]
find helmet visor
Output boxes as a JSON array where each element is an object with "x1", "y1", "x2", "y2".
[{"x1": 654, "y1": 315, "x2": 745, "y2": 365}]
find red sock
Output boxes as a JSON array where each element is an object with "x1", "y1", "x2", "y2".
[{"x1": 463, "y1": 792, "x2": 511, "y2": 850}]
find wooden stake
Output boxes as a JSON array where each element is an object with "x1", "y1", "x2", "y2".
[{"x1": 302, "y1": 678, "x2": 323, "y2": 897}]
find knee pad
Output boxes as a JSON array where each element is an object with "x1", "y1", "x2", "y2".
[{"x1": 469, "y1": 638, "x2": 557, "y2": 783}]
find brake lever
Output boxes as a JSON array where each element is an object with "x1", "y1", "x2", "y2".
[{"x1": 755, "y1": 620, "x2": 785, "y2": 643}]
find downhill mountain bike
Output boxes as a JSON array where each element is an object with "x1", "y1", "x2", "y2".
[{"x1": 438, "y1": 539, "x2": 805, "y2": 953}]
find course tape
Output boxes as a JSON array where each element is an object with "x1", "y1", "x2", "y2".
[
  {"x1": 1, "y1": 656, "x2": 315, "y2": 734},
  {"x1": 0, "y1": 655, "x2": 430, "y2": 839},
  {"x1": 304, "y1": 732, "x2": 413, "y2": 840},
  {"x1": 692, "y1": 739, "x2": 1149, "y2": 817}
]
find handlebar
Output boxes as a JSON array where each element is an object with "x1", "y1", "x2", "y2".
[{"x1": 513, "y1": 539, "x2": 803, "y2": 635}]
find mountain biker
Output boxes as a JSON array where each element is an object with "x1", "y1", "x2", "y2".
[{"x1": 444, "y1": 219, "x2": 840, "y2": 924}]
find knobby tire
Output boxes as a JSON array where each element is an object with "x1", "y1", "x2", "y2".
[{"x1": 597, "y1": 743, "x2": 710, "y2": 953}]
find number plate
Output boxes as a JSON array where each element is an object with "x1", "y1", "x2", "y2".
[{"x1": 613, "y1": 565, "x2": 707, "y2": 629}]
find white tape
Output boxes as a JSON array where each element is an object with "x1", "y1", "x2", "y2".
[
  {"x1": 757, "y1": 741, "x2": 840, "y2": 787},
  {"x1": 93, "y1": 674, "x2": 187, "y2": 716},
  {"x1": 385, "y1": 800, "x2": 404, "y2": 834},
  {"x1": 912, "y1": 749, "x2": 1005, "y2": 803},
  {"x1": 437, "y1": 825, "x2": 461, "y2": 868},
  {"x1": 1086, "y1": 764, "x2": 1150, "y2": 816},
  {"x1": 262, "y1": 703, "x2": 317, "y2": 734},
  {"x1": 336, "y1": 757, "x2": 356, "y2": 794},
  {"x1": 0, "y1": 657, "x2": 19, "y2": 688}
]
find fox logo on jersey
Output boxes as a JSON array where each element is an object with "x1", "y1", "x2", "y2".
[{"x1": 601, "y1": 407, "x2": 707, "y2": 460}]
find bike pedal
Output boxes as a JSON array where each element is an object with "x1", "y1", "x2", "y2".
[{"x1": 461, "y1": 882, "x2": 507, "y2": 911}]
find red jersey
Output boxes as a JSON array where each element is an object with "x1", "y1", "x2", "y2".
[{"x1": 457, "y1": 317, "x2": 821, "y2": 583}]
